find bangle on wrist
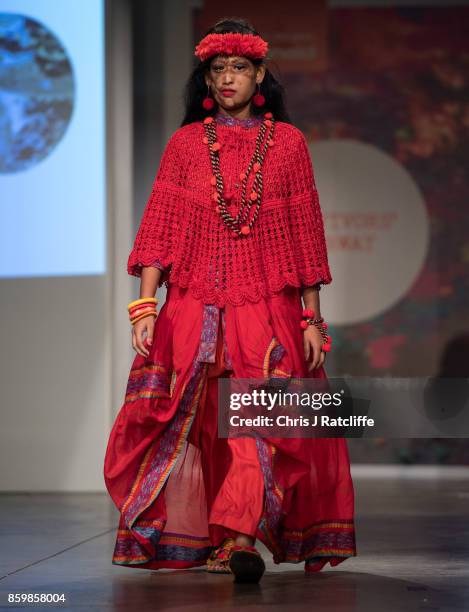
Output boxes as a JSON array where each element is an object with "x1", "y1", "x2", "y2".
[{"x1": 128, "y1": 297, "x2": 159, "y2": 326}]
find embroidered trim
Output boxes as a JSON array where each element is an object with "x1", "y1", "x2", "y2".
[
  {"x1": 220, "y1": 309, "x2": 233, "y2": 369},
  {"x1": 196, "y1": 305, "x2": 219, "y2": 363},
  {"x1": 113, "y1": 518, "x2": 212, "y2": 566},
  {"x1": 262, "y1": 337, "x2": 288, "y2": 379},
  {"x1": 121, "y1": 360, "x2": 208, "y2": 530},
  {"x1": 255, "y1": 438, "x2": 357, "y2": 564},
  {"x1": 256, "y1": 439, "x2": 284, "y2": 560},
  {"x1": 281, "y1": 519, "x2": 356, "y2": 562},
  {"x1": 125, "y1": 363, "x2": 170, "y2": 403},
  {"x1": 215, "y1": 112, "x2": 263, "y2": 129}
]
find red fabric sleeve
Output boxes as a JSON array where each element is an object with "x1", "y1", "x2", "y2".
[
  {"x1": 127, "y1": 131, "x2": 183, "y2": 282},
  {"x1": 286, "y1": 130, "x2": 332, "y2": 289}
]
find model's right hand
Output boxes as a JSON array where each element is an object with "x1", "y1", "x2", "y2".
[{"x1": 132, "y1": 315, "x2": 155, "y2": 358}]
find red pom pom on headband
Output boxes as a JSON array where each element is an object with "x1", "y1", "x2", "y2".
[{"x1": 194, "y1": 33, "x2": 268, "y2": 62}]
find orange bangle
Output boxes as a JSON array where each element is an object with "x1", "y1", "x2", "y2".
[
  {"x1": 129, "y1": 302, "x2": 158, "y2": 315},
  {"x1": 127, "y1": 297, "x2": 158, "y2": 311},
  {"x1": 131, "y1": 311, "x2": 158, "y2": 326},
  {"x1": 130, "y1": 305, "x2": 156, "y2": 320}
]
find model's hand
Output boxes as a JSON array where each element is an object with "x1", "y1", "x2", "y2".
[
  {"x1": 132, "y1": 315, "x2": 155, "y2": 358},
  {"x1": 303, "y1": 325, "x2": 325, "y2": 371}
]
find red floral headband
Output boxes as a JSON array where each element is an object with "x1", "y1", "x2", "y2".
[{"x1": 194, "y1": 33, "x2": 269, "y2": 62}]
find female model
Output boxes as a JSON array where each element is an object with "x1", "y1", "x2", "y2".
[{"x1": 104, "y1": 17, "x2": 356, "y2": 584}]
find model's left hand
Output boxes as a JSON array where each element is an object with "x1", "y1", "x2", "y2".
[{"x1": 303, "y1": 325, "x2": 325, "y2": 371}]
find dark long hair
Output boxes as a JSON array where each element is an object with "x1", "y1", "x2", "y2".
[{"x1": 181, "y1": 17, "x2": 292, "y2": 126}]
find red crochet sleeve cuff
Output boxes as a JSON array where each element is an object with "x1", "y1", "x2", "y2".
[
  {"x1": 127, "y1": 132, "x2": 182, "y2": 280},
  {"x1": 287, "y1": 130, "x2": 332, "y2": 289}
]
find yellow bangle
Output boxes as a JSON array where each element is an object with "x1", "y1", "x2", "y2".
[
  {"x1": 128, "y1": 297, "x2": 158, "y2": 311},
  {"x1": 131, "y1": 311, "x2": 158, "y2": 326}
]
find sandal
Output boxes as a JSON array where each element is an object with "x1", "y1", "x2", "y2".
[
  {"x1": 206, "y1": 538, "x2": 235, "y2": 574},
  {"x1": 229, "y1": 545, "x2": 266, "y2": 583}
]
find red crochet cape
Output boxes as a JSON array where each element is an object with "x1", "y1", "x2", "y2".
[{"x1": 128, "y1": 120, "x2": 332, "y2": 307}]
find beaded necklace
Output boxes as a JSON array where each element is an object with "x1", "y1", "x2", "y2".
[{"x1": 202, "y1": 111, "x2": 275, "y2": 237}]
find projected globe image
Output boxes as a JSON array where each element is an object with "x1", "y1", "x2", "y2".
[{"x1": 0, "y1": 13, "x2": 75, "y2": 173}]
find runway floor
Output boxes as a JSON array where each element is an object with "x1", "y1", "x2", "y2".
[{"x1": 1, "y1": 475, "x2": 468, "y2": 611}]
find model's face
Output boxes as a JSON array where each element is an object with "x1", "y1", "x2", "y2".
[{"x1": 205, "y1": 55, "x2": 265, "y2": 112}]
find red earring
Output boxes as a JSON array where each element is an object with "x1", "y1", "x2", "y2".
[
  {"x1": 202, "y1": 84, "x2": 215, "y2": 110},
  {"x1": 252, "y1": 83, "x2": 265, "y2": 107}
]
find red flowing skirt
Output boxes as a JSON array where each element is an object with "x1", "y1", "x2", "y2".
[{"x1": 103, "y1": 284, "x2": 356, "y2": 571}]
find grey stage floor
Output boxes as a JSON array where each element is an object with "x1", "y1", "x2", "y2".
[{"x1": 1, "y1": 476, "x2": 468, "y2": 611}]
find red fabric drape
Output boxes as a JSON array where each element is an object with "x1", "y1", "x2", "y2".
[{"x1": 104, "y1": 284, "x2": 356, "y2": 570}]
